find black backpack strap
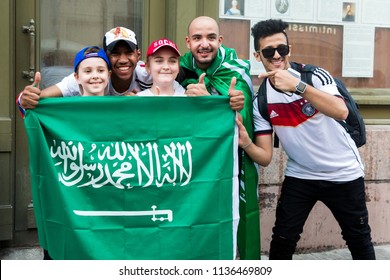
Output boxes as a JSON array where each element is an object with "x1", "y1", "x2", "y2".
[
  {"x1": 291, "y1": 62, "x2": 366, "y2": 147},
  {"x1": 290, "y1": 62, "x2": 315, "y2": 86},
  {"x1": 257, "y1": 79, "x2": 269, "y2": 123},
  {"x1": 257, "y1": 78, "x2": 279, "y2": 147}
]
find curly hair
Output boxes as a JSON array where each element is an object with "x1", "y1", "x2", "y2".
[{"x1": 251, "y1": 19, "x2": 289, "y2": 51}]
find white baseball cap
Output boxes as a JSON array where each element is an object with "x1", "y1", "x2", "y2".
[{"x1": 103, "y1": 27, "x2": 138, "y2": 52}]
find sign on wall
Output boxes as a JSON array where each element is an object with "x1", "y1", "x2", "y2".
[{"x1": 220, "y1": 0, "x2": 381, "y2": 78}]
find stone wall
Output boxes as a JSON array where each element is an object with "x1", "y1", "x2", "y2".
[{"x1": 258, "y1": 125, "x2": 390, "y2": 253}]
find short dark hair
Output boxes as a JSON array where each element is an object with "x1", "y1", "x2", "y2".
[{"x1": 251, "y1": 19, "x2": 289, "y2": 51}]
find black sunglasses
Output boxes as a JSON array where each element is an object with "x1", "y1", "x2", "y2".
[{"x1": 258, "y1": 44, "x2": 289, "y2": 59}]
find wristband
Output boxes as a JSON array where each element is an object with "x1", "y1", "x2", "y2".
[
  {"x1": 241, "y1": 139, "x2": 252, "y2": 149},
  {"x1": 16, "y1": 91, "x2": 26, "y2": 117}
]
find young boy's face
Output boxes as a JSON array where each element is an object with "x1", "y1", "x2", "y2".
[
  {"x1": 75, "y1": 57, "x2": 111, "y2": 96},
  {"x1": 107, "y1": 41, "x2": 140, "y2": 82},
  {"x1": 146, "y1": 47, "x2": 179, "y2": 85}
]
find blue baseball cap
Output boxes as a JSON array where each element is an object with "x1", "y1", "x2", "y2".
[{"x1": 74, "y1": 46, "x2": 110, "y2": 72}]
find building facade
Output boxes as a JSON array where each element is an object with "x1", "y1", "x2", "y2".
[{"x1": 1, "y1": 0, "x2": 389, "y2": 254}]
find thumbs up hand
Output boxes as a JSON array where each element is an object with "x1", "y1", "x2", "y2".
[
  {"x1": 228, "y1": 77, "x2": 244, "y2": 111},
  {"x1": 198, "y1": 72, "x2": 205, "y2": 85},
  {"x1": 235, "y1": 113, "x2": 251, "y2": 148},
  {"x1": 185, "y1": 73, "x2": 209, "y2": 96},
  {"x1": 32, "y1": 72, "x2": 41, "y2": 88},
  {"x1": 19, "y1": 72, "x2": 42, "y2": 109}
]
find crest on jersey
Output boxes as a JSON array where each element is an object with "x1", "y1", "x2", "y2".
[{"x1": 301, "y1": 102, "x2": 316, "y2": 116}]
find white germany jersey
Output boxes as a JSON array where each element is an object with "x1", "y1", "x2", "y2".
[{"x1": 253, "y1": 66, "x2": 364, "y2": 181}]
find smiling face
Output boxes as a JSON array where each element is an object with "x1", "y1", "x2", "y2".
[
  {"x1": 146, "y1": 47, "x2": 180, "y2": 88},
  {"x1": 254, "y1": 32, "x2": 291, "y2": 72},
  {"x1": 107, "y1": 40, "x2": 140, "y2": 91},
  {"x1": 74, "y1": 57, "x2": 110, "y2": 96},
  {"x1": 185, "y1": 16, "x2": 223, "y2": 70}
]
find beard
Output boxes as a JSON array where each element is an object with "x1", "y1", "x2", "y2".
[{"x1": 194, "y1": 51, "x2": 216, "y2": 69}]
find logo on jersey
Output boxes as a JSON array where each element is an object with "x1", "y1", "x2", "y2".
[
  {"x1": 270, "y1": 110, "x2": 279, "y2": 119},
  {"x1": 301, "y1": 103, "x2": 316, "y2": 117}
]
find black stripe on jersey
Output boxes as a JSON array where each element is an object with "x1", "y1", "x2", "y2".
[
  {"x1": 137, "y1": 79, "x2": 152, "y2": 90},
  {"x1": 312, "y1": 68, "x2": 334, "y2": 86},
  {"x1": 255, "y1": 129, "x2": 273, "y2": 136}
]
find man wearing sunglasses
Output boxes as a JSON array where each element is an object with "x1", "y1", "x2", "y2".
[{"x1": 236, "y1": 19, "x2": 375, "y2": 260}]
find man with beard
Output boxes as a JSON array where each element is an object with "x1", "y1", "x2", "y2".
[
  {"x1": 178, "y1": 16, "x2": 261, "y2": 260},
  {"x1": 18, "y1": 19, "x2": 259, "y2": 259}
]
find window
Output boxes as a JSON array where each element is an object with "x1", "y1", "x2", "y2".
[{"x1": 39, "y1": 0, "x2": 143, "y2": 88}]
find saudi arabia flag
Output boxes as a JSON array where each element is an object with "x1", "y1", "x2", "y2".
[{"x1": 24, "y1": 96, "x2": 239, "y2": 260}]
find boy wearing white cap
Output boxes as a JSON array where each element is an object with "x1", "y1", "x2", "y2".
[
  {"x1": 138, "y1": 38, "x2": 185, "y2": 96},
  {"x1": 17, "y1": 27, "x2": 153, "y2": 114},
  {"x1": 100, "y1": 27, "x2": 150, "y2": 96}
]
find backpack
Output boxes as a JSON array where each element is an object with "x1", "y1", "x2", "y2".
[{"x1": 257, "y1": 62, "x2": 366, "y2": 148}]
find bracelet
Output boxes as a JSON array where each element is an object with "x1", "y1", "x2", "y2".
[
  {"x1": 241, "y1": 139, "x2": 252, "y2": 149},
  {"x1": 16, "y1": 91, "x2": 26, "y2": 117}
]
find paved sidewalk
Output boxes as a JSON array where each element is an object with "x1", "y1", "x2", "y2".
[
  {"x1": 262, "y1": 244, "x2": 390, "y2": 260},
  {"x1": 1, "y1": 244, "x2": 390, "y2": 260}
]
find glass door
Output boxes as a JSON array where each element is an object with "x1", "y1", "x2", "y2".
[
  {"x1": 13, "y1": 0, "x2": 144, "y2": 242},
  {"x1": 39, "y1": 0, "x2": 144, "y2": 88}
]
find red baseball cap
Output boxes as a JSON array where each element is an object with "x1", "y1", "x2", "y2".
[{"x1": 146, "y1": 38, "x2": 181, "y2": 58}]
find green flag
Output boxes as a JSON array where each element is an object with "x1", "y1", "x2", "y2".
[
  {"x1": 24, "y1": 96, "x2": 239, "y2": 260},
  {"x1": 181, "y1": 45, "x2": 261, "y2": 259}
]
